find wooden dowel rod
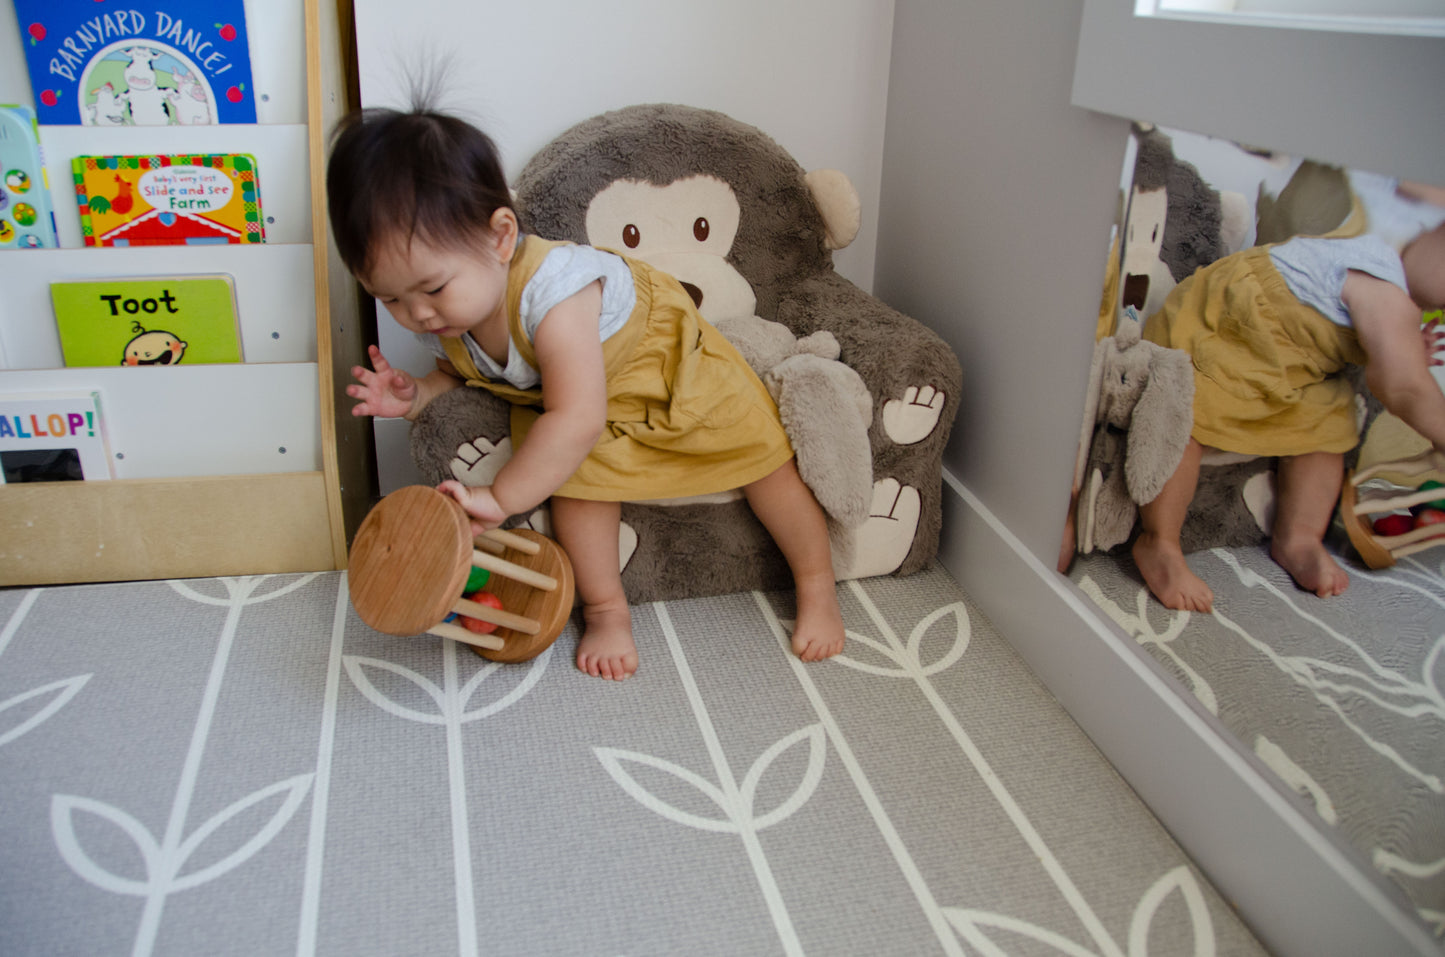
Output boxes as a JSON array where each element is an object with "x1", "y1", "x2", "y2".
[
  {"x1": 1393, "y1": 538, "x2": 1445, "y2": 560},
  {"x1": 471, "y1": 549, "x2": 558, "y2": 591},
  {"x1": 1353, "y1": 485, "x2": 1445, "y2": 516},
  {"x1": 473, "y1": 535, "x2": 506, "y2": 556},
  {"x1": 452, "y1": 597, "x2": 540, "y2": 635},
  {"x1": 428, "y1": 621, "x2": 506, "y2": 651},
  {"x1": 479, "y1": 528, "x2": 541, "y2": 555}
]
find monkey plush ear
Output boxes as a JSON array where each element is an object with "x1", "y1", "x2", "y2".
[{"x1": 804, "y1": 169, "x2": 860, "y2": 250}]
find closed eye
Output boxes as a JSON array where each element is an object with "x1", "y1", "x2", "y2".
[{"x1": 426, "y1": 283, "x2": 447, "y2": 295}]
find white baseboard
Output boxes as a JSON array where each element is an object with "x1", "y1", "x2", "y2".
[{"x1": 935, "y1": 469, "x2": 1438, "y2": 957}]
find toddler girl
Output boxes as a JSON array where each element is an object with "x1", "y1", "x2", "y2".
[
  {"x1": 1136, "y1": 180, "x2": 1445, "y2": 612},
  {"x1": 327, "y1": 106, "x2": 846, "y2": 679}
]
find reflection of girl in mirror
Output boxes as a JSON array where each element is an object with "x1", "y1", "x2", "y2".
[{"x1": 1135, "y1": 180, "x2": 1445, "y2": 612}]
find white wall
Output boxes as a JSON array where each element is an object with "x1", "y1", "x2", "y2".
[{"x1": 351, "y1": 0, "x2": 897, "y2": 492}]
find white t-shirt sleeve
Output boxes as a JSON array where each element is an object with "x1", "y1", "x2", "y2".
[
  {"x1": 518, "y1": 244, "x2": 636, "y2": 345},
  {"x1": 1268, "y1": 234, "x2": 1409, "y2": 328}
]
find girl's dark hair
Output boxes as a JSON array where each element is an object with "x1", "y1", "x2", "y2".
[{"x1": 326, "y1": 107, "x2": 512, "y2": 275}]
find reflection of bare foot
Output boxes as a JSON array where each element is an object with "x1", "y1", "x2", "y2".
[
  {"x1": 1133, "y1": 532, "x2": 1213, "y2": 612},
  {"x1": 1271, "y1": 536, "x2": 1349, "y2": 598},
  {"x1": 576, "y1": 599, "x2": 637, "y2": 680},
  {"x1": 792, "y1": 575, "x2": 845, "y2": 662}
]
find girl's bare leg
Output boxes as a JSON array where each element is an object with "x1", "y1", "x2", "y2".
[
  {"x1": 1133, "y1": 438, "x2": 1214, "y2": 612},
  {"x1": 744, "y1": 460, "x2": 846, "y2": 661},
  {"x1": 550, "y1": 497, "x2": 637, "y2": 680},
  {"x1": 1271, "y1": 451, "x2": 1349, "y2": 598}
]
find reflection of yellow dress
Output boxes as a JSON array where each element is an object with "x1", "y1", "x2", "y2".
[
  {"x1": 1142, "y1": 244, "x2": 1366, "y2": 457},
  {"x1": 442, "y1": 236, "x2": 794, "y2": 501}
]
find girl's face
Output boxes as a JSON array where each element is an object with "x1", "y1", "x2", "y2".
[{"x1": 361, "y1": 208, "x2": 518, "y2": 338}]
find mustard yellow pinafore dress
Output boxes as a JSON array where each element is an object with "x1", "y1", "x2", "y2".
[
  {"x1": 442, "y1": 236, "x2": 795, "y2": 501},
  {"x1": 1142, "y1": 244, "x2": 1367, "y2": 457}
]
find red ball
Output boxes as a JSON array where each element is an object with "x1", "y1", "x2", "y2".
[
  {"x1": 1373, "y1": 513, "x2": 1414, "y2": 536},
  {"x1": 1413, "y1": 508, "x2": 1445, "y2": 530},
  {"x1": 460, "y1": 590, "x2": 504, "y2": 634}
]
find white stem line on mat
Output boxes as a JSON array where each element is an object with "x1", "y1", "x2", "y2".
[
  {"x1": 442, "y1": 639, "x2": 480, "y2": 957},
  {"x1": 297, "y1": 573, "x2": 351, "y2": 957},
  {"x1": 844, "y1": 581, "x2": 1125, "y2": 957},
  {"x1": 653, "y1": 601, "x2": 805, "y2": 957},
  {"x1": 0, "y1": 588, "x2": 41, "y2": 660},
  {"x1": 751, "y1": 591, "x2": 966, "y2": 957}
]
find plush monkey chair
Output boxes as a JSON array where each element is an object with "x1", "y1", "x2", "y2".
[{"x1": 407, "y1": 104, "x2": 962, "y2": 602}]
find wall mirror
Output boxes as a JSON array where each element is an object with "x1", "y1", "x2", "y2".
[{"x1": 1059, "y1": 117, "x2": 1445, "y2": 943}]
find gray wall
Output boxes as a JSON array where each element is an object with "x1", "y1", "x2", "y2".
[{"x1": 876, "y1": 0, "x2": 1129, "y2": 563}]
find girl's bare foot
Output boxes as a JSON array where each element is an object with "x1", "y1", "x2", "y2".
[
  {"x1": 1271, "y1": 535, "x2": 1350, "y2": 598},
  {"x1": 575, "y1": 598, "x2": 637, "y2": 680},
  {"x1": 1133, "y1": 531, "x2": 1214, "y2": 612},
  {"x1": 791, "y1": 575, "x2": 845, "y2": 661}
]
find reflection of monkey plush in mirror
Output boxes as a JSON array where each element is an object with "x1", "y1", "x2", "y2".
[{"x1": 1135, "y1": 182, "x2": 1445, "y2": 612}]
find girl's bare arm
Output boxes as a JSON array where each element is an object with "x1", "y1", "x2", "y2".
[
  {"x1": 487, "y1": 281, "x2": 608, "y2": 515},
  {"x1": 1346, "y1": 270, "x2": 1445, "y2": 450}
]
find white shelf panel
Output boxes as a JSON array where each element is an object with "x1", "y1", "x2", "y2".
[
  {"x1": 37, "y1": 123, "x2": 312, "y2": 248},
  {"x1": 0, "y1": 243, "x2": 317, "y2": 369},
  {"x1": 0, "y1": 362, "x2": 319, "y2": 479}
]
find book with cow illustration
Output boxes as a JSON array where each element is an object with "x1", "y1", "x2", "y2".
[
  {"x1": 72, "y1": 153, "x2": 265, "y2": 246},
  {"x1": 12, "y1": 0, "x2": 257, "y2": 126}
]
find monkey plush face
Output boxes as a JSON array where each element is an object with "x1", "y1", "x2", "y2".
[
  {"x1": 584, "y1": 174, "x2": 757, "y2": 320},
  {"x1": 514, "y1": 104, "x2": 846, "y2": 320}
]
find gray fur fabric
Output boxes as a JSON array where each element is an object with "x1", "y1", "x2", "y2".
[{"x1": 409, "y1": 104, "x2": 962, "y2": 602}]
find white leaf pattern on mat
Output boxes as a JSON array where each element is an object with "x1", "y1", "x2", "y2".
[
  {"x1": 594, "y1": 747, "x2": 737, "y2": 832},
  {"x1": 1213, "y1": 550, "x2": 1444, "y2": 793},
  {"x1": 755, "y1": 583, "x2": 1221, "y2": 957},
  {"x1": 52, "y1": 774, "x2": 313, "y2": 894},
  {"x1": 0, "y1": 675, "x2": 90, "y2": 748},
  {"x1": 47, "y1": 575, "x2": 322, "y2": 957},
  {"x1": 1076, "y1": 575, "x2": 1218, "y2": 715},
  {"x1": 599, "y1": 602, "x2": 822, "y2": 957},
  {"x1": 597, "y1": 724, "x2": 826, "y2": 835},
  {"x1": 830, "y1": 601, "x2": 969, "y2": 678},
  {"x1": 344, "y1": 637, "x2": 552, "y2": 957},
  {"x1": 944, "y1": 866, "x2": 1214, "y2": 957}
]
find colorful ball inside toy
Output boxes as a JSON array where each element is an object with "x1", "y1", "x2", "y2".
[
  {"x1": 1413, "y1": 508, "x2": 1445, "y2": 530},
  {"x1": 460, "y1": 590, "x2": 504, "y2": 634},
  {"x1": 1373, "y1": 513, "x2": 1414, "y2": 537},
  {"x1": 465, "y1": 566, "x2": 491, "y2": 593},
  {"x1": 1419, "y1": 480, "x2": 1445, "y2": 511}
]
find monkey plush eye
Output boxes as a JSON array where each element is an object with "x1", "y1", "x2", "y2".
[
  {"x1": 694, "y1": 217, "x2": 710, "y2": 242},
  {"x1": 623, "y1": 224, "x2": 641, "y2": 248}
]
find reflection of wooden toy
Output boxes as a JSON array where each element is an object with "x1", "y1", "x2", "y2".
[
  {"x1": 1340, "y1": 451, "x2": 1445, "y2": 569},
  {"x1": 348, "y1": 485, "x2": 575, "y2": 662}
]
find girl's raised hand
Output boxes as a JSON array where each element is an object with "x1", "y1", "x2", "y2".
[{"x1": 348, "y1": 345, "x2": 418, "y2": 418}]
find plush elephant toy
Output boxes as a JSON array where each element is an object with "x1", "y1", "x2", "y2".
[{"x1": 1073, "y1": 318, "x2": 1195, "y2": 554}]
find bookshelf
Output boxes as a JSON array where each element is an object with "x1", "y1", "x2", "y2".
[{"x1": 0, "y1": 0, "x2": 373, "y2": 584}]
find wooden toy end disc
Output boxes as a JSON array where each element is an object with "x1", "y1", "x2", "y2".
[
  {"x1": 1338, "y1": 471, "x2": 1395, "y2": 570},
  {"x1": 474, "y1": 528, "x2": 575, "y2": 663},
  {"x1": 348, "y1": 486, "x2": 473, "y2": 635}
]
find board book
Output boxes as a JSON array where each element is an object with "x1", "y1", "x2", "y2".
[
  {"x1": 12, "y1": 0, "x2": 257, "y2": 126},
  {"x1": 72, "y1": 153, "x2": 264, "y2": 246},
  {"x1": 0, "y1": 390, "x2": 113, "y2": 483},
  {"x1": 51, "y1": 275, "x2": 243, "y2": 367},
  {"x1": 0, "y1": 105, "x2": 59, "y2": 249}
]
